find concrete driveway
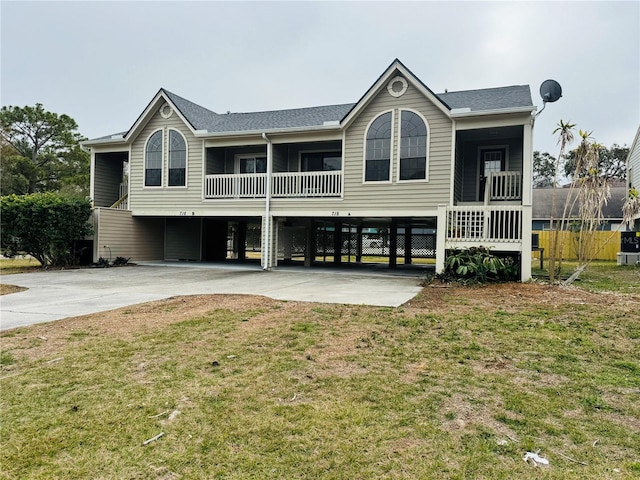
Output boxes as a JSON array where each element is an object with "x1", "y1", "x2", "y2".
[{"x1": 0, "y1": 263, "x2": 424, "y2": 330}]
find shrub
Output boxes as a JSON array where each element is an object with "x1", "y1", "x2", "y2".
[
  {"x1": 1, "y1": 193, "x2": 93, "y2": 267},
  {"x1": 441, "y1": 246, "x2": 518, "y2": 284}
]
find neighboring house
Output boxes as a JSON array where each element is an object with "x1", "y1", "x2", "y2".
[
  {"x1": 627, "y1": 125, "x2": 640, "y2": 230},
  {"x1": 85, "y1": 59, "x2": 537, "y2": 280},
  {"x1": 532, "y1": 185, "x2": 628, "y2": 231}
]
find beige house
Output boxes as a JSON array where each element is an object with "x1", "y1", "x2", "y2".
[{"x1": 85, "y1": 59, "x2": 536, "y2": 280}]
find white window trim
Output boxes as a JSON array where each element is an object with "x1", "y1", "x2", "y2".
[
  {"x1": 167, "y1": 128, "x2": 188, "y2": 189},
  {"x1": 143, "y1": 128, "x2": 164, "y2": 189},
  {"x1": 396, "y1": 108, "x2": 430, "y2": 183},
  {"x1": 362, "y1": 109, "x2": 395, "y2": 184},
  {"x1": 234, "y1": 152, "x2": 267, "y2": 174},
  {"x1": 298, "y1": 149, "x2": 342, "y2": 172}
]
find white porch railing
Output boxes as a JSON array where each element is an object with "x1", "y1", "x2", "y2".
[
  {"x1": 204, "y1": 171, "x2": 342, "y2": 199},
  {"x1": 485, "y1": 171, "x2": 522, "y2": 203},
  {"x1": 205, "y1": 173, "x2": 267, "y2": 198},
  {"x1": 272, "y1": 171, "x2": 342, "y2": 197},
  {"x1": 446, "y1": 205, "x2": 522, "y2": 243},
  {"x1": 110, "y1": 182, "x2": 129, "y2": 210}
]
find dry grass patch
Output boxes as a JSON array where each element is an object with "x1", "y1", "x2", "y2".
[{"x1": 1, "y1": 276, "x2": 639, "y2": 479}]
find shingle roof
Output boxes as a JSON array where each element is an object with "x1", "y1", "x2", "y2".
[
  {"x1": 533, "y1": 186, "x2": 627, "y2": 220},
  {"x1": 162, "y1": 90, "x2": 221, "y2": 131},
  {"x1": 438, "y1": 85, "x2": 533, "y2": 111},
  {"x1": 89, "y1": 77, "x2": 534, "y2": 142},
  {"x1": 162, "y1": 84, "x2": 532, "y2": 135}
]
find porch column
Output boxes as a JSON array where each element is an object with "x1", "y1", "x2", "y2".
[
  {"x1": 521, "y1": 205, "x2": 532, "y2": 281},
  {"x1": 436, "y1": 204, "x2": 447, "y2": 273},
  {"x1": 522, "y1": 122, "x2": 533, "y2": 206}
]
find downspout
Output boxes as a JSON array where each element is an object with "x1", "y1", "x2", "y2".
[{"x1": 262, "y1": 132, "x2": 272, "y2": 270}]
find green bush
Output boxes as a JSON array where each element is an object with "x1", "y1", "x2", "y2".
[
  {"x1": 1, "y1": 193, "x2": 93, "y2": 267},
  {"x1": 441, "y1": 246, "x2": 518, "y2": 283}
]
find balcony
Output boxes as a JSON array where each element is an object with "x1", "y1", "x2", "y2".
[{"x1": 204, "y1": 171, "x2": 342, "y2": 199}]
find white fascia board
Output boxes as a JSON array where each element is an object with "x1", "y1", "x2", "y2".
[
  {"x1": 450, "y1": 106, "x2": 536, "y2": 118},
  {"x1": 82, "y1": 137, "x2": 128, "y2": 147},
  {"x1": 194, "y1": 124, "x2": 342, "y2": 138}
]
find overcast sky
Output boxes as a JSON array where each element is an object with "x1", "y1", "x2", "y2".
[{"x1": 1, "y1": 1, "x2": 638, "y2": 156}]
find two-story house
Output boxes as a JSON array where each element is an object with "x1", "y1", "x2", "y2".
[{"x1": 85, "y1": 59, "x2": 536, "y2": 280}]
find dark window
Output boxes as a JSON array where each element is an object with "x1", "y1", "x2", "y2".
[
  {"x1": 145, "y1": 130, "x2": 162, "y2": 186},
  {"x1": 365, "y1": 112, "x2": 392, "y2": 181},
  {"x1": 399, "y1": 111, "x2": 427, "y2": 180},
  {"x1": 301, "y1": 152, "x2": 341, "y2": 172},
  {"x1": 239, "y1": 157, "x2": 266, "y2": 174},
  {"x1": 168, "y1": 130, "x2": 186, "y2": 186}
]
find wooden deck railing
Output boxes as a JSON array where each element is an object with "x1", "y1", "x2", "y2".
[{"x1": 485, "y1": 171, "x2": 522, "y2": 203}]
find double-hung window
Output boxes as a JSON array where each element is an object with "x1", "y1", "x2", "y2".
[
  {"x1": 145, "y1": 130, "x2": 163, "y2": 186},
  {"x1": 365, "y1": 112, "x2": 392, "y2": 181},
  {"x1": 168, "y1": 130, "x2": 187, "y2": 186},
  {"x1": 399, "y1": 111, "x2": 427, "y2": 180}
]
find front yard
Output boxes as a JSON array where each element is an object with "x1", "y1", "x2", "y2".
[{"x1": 0, "y1": 263, "x2": 639, "y2": 479}]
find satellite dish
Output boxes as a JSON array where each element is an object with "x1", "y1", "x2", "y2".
[{"x1": 540, "y1": 79, "x2": 562, "y2": 103}]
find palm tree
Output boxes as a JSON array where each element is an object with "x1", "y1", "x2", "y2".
[{"x1": 548, "y1": 120, "x2": 576, "y2": 282}]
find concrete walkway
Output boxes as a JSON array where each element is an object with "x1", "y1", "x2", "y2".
[{"x1": 0, "y1": 263, "x2": 424, "y2": 330}]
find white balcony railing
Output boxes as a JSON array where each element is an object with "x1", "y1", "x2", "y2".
[
  {"x1": 204, "y1": 171, "x2": 342, "y2": 199},
  {"x1": 205, "y1": 173, "x2": 266, "y2": 198},
  {"x1": 272, "y1": 171, "x2": 342, "y2": 197},
  {"x1": 446, "y1": 205, "x2": 522, "y2": 243},
  {"x1": 485, "y1": 171, "x2": 522, "y2": 202}
]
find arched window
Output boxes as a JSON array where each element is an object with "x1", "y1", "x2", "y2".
[
  {"x1": 168, "y1": 130, "x2": 187, "y2": 186},
  {"x1": 365, "y1": 112, "x2": 392, "y2": 182},
  {"x1": 399, "y1": 110, "x2": 427, "y2": 180},
  {"x1": 145, "y1": 130, "x2": 163, "y2": 186}
]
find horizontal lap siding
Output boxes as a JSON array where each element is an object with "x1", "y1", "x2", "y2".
[
  {"x1": 129, "y1": 109, "x2": 204, "y2": 214},
  {"x1": 342, "y1": 83, "x2": 452, "y2": 212},
  {"x1": 95, "y1": 208, "x2": 164, "y2": 261}
]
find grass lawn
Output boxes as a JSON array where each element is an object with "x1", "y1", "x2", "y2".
[{"x1": 1, "y1": 264, "x2": 639, "y2": 479}]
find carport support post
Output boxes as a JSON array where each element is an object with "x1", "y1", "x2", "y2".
[
  {"x1": 333, "y1": 221, "x2": 342, "y2": 265},
  {"x1": 304, "y1": 219, "x2": 315, "y2": 267},
  {"x1": 238, "y1": 221, "x2": 247, "y2": 261},
  {"x1": 389, "y1": 220, "x2": 398, "y2": 268},
  {"x1": 356, "y1": 225, "x2": 363, "y2": 263},
  {"x1": 404, "y1": 225, "x2": 412, "y2": 265}
]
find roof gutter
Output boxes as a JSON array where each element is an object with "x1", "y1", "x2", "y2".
[
  {"x1": 450, "y1": 106, "x2": 537, "y2": 118},
  {"x1": 193, "y1": 123, "x2": 343, "y2": 138}
]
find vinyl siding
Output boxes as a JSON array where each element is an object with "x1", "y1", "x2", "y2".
[
  {"x1": 129, "y1": 108, "x2": 204, "y2": 213},
  {"x1": 93, "y1": 208, "x2": 164, "y2": 262},
  {"x1": 165, "y1": 218, "x2": 201, "y2": 260},
  {"x1": 342, "y1": 81, "x2": 453, "y2": 212}
]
